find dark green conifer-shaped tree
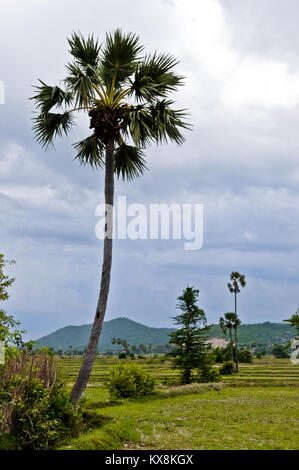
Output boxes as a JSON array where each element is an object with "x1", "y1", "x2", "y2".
[{"x1": 169, "y1": 286, "x2": 216, "y2": 384}]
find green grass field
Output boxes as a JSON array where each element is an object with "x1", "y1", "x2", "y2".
[{"x1": 59, "y1": 357, "x2": 299, "y2": 450}]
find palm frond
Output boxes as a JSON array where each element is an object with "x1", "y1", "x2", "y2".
[
  {"x1": 101, "y1": 29, "x2": 143, "y2": 87},
  {"x1": 68, "y1": 32, "x2": 100, "y2": 68},
  {"x1": 31, "y1": 80, "x2": 73, "y2": 113},
  {"x1": 124, "y1": 105, "x2": 156, "y2": 146},
  {"x1": 32, "y1": 112, "x2": 75, "y2": 149},
  {"x1": 130, "y1": 53, "x2": 184, "y2": 102},
  {"x1": 149, "y1": 99, "x2": 191, "y2": 145},
  {"x1": 114, "y1": 143, "x2": 147, "y2": 181},
  {"x1": 74, "y1": 134, "x2": 105, "y2": 168},
  {"x1": 65, "y1": 62, "x2": 95, "y2": 107}
]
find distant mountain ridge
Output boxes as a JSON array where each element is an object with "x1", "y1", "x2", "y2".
[{"x1": 35, "y1": 317, "x2": 296, "y2": 352}]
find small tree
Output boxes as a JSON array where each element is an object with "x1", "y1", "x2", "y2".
[
  {"x1": 0, "y1": 254, "x2": 26, "y2": 351},
  {"x1": 169, "y1": 287, "x2": 215, "y2": 384},
  {"x1": 284, "y1": 309, "x2": 299, "y2": 338}
]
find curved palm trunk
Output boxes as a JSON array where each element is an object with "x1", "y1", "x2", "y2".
[
  {"x1": 71, "y1": 139, "x2": 115, "y2": 403},
  {"x1": 234, "y1": 327, "x2": 239, "y2": 373}
]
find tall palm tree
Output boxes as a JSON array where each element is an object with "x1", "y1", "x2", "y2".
[
  {"x1": 219, "y1": 313, "x2": 234, "y2": 362},
  {"x1": 31, "y1": 29, "x2": 189, "y2": 403},
  {"x1": 227, "y1": 272, "x2": 246, "y2": 372}
]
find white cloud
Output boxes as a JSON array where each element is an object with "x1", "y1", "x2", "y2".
[
  {"x1": 221, "y1": 58, "x2": 299, "y2": 109},
  {"x1": 169, "y1": 0, "x2": 299, "y2": 111}
]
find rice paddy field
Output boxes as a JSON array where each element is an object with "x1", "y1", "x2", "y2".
[
  {"x1": 60, "y1": 355, "x2": 299, "y2": 387},
  {"x1": 59, "y1": 356, "x2": 299, "y2": 450}
]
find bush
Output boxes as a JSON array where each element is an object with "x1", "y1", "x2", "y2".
[
  {"x1": 198, "y1": 366, "x2": 220, "y2": 383},
  {"x1": 272, "y1": 344, "x2": 290, "y2": 359},
  {"x1": 105, "y1": 363, "x2": 155, "y2": 399},
  {"x1": 219, "y1": 360, "x2": 235, "y2": 375},
  {"x1": 8, "y1": 378, "x2": 81, "y2": 450},
  {"x1": 0, "y1": 352, "x2": 82, "y2": 449},
  {"x1": 238, "y1": 349, "x2": 253, "y2": 363},
  {"x1": 118, "y1": 352, "x2": 127, "y2": 359}
]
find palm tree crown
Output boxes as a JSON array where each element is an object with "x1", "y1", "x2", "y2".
[
  {"x1": 227, "y1": 271, "x2": 246, "y2": 294},
  {"x1": 31, "y1": 29, "x2": 190, "y2": 179},
  {"x1": 219, "y1": 313, "x2": 234, "y2": 334}
]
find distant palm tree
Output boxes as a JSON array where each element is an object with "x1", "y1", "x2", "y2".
[
  {"x1": 139, "y1": 344, "x2": 147, "y2": 354},
  {"x1": 228, "y1": 271, "x2": 246, "y2": 372},
  {"x1": 31, "y1": 29, "x2": 189, "y2": 403},
  {"x1": 219, "y1": 313, "x2": 234, "y2": 362},
  {"x1": 121, "y1": 339, "x2": 130, "y2": 355}
]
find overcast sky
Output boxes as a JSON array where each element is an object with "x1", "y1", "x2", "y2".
[{"x1": 1, "y1": 0, "x2": 299, "y2": 339}]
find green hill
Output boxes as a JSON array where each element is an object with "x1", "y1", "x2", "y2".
[
  {"x1": 35, "y1": 317, "x2": 175, "y2": 352},
  {"x1": 35, "y1": 317, "x2": 296, "y2": 352},
  {"x1": 208, "y1": 321, "x2": 296, "y2": 346}
]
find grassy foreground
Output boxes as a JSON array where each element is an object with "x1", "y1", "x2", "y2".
[
  {"x1": 61, "y1": 386, "x2": 298, "y2": 450},
  {"x1": 59, "y1": 358, "x2": 299, "y2": 450}
]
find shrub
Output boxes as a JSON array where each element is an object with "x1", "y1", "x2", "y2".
[
  {"x1": 238, "y1": 349, "x2": 253, "y2": 363},
  {"x1": 0, "y1": 351, "x2": 82, "y2": 449},
  {"x1": 272, "y1": 344, "x2": 290, "y2": 359},
  {"x1": 198, "y1": 366, "x2": 220, "y2": 383},
  {"x1": 105, "y1": 363, "x2": 155, "y2": 399},
  {"x1": 118, "y1": 352, "x2": 127, "y2": 359},
  {"x1": 219, "y1": 360, "x2": 235, "y2": 375}
]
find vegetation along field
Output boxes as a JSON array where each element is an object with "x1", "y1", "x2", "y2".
[{"x1": 59, "y1": 356, "x2": 299, "y2": 450}]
